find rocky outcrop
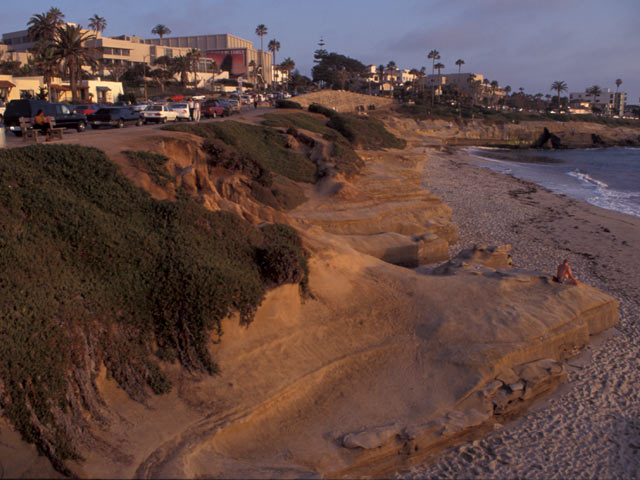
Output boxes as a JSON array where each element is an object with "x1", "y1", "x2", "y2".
[
  {"x1": 292, "y1": 91, "x2": 393, "y2": 113},
  {"x1": 291, "y1": 148, "x2": 457, "y2": 267}
]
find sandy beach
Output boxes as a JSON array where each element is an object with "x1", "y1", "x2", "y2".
[{"x1": 405, "y1": 148, "x2": 640, "y2": 478}]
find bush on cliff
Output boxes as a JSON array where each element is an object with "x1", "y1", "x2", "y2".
[
  {"x1": 165, "y1": 121, "x2": 317, "y2": 184},
  {"x1": 0, "y1": 144, "x2": 308, "y2": 473},
  {"x1": 308, "y1": 102, "x2": 337, "y2": 118},
  {"x1": 326, "y1": 113, "x2": 407, "y2": 150},
  {"x1": 275, "y1": 99, "x2": 303, "y2": 109}
]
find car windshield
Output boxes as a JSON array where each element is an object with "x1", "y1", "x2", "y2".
[{"x1": 147, "y1": 106, "x2": 163, "y2": 111}]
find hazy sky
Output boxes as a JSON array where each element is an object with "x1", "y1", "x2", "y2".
[{"x1": 2, "y1": 0, "x2": 638, "y2": 103}]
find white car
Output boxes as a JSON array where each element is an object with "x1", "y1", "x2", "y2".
[
  {"x1": 130, "y1": 101, "x2": 151, "y2": 112},
  {"x1": 170, "y1": 102, "x2": 191, "y2": 121},
  {"x1": 141, "y1": 105, "x2": 178, "y2": 124}
]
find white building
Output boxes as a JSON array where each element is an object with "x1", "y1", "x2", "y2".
[{"x1": 570, "y1": 88, "x2": 626, "y2": 116}]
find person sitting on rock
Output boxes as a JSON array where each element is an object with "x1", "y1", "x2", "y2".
[{"x1": 554, "y1": 259, "x2": 580, "y2": 285}]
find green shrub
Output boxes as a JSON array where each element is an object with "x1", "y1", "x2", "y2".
[
  {"x1": 326, "y1": 113, "x2": 407, "y2": 150},
  {"x1": 275, "y1": 99, "x2": 303, "y2": 109},
  {"x1": 0, "y1": 144, "x2": 309, "y2": 473},
  {"x1": 123, "y1": 150, "x2": 175, "y2": 186},
  {"x1": 164, "y1": 121, "x2": 317, "y2": 184},
  {"x1": 257, "y1": 223, "x2": 309, "y2": 291},
  {"x1": 308, "y1": 103, "x2": 337, "y2": 118}
]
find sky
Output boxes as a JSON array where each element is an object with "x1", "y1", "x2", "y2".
[{"x1": 2, "y1": 0, "x2": 639, "y2": 104}]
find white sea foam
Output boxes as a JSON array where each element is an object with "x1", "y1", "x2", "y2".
[{"x1": 567, "y1": 170, "x2": 609, "y2": 189}]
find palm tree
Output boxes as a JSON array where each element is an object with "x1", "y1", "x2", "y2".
[
  {"x1": 615, "y1": 78, "x2": 622, "y2": 93},
  {"x1": 267, "y1": 39, "x2": 280, "y2": 66},
  {"x1": 255, "y1": 24, "x2": 268, "y2": 51},
  {"x1": 434, "y1": 62, "x2": 444, "y2": 99},
  {"x1": 550, "y1": 80, "x2": 568, "y2": 108},
  {"x1": 455, "y1": 59, "x2": 465, "y2": 74},
  {"x1": 427, "y1": 49, "x2": 440, "y2": 74},
  {"x1": 33, "y1": 45, "x2": 59, "y2": 101},
  {"x1": 88, "y1": 14, "x2": 106, "y2": 35},
  {"x1": 586, "y1": 85, "x2": 602, "y2": 96},
  {"x1": 279, "y1": 57, "x2": 295, "y2": 89},
  {"x1": 186, "y1": 48, "x2": 201, "y2": 85},
  {"x1": 248, "y1": 59, "x2": 257, "y2": 87},
  {"x1": 171, "y1": 56, "x2": 191, "y2": 86},
  {"x1": 377, "y1": 64, "x2": 385, "y2": 93},
  {"x1": 151, "y1": 24, "x2": 171, "y2": 40},
  {"x1": 51, "y1": 24, "x2": 97, "y2": 102},
  {"x1": 47, "y1": 7, "x2": 65, "y2": 25},
  {"x1": 27, "y1": 12, "x2": 58, "y2": 42}
]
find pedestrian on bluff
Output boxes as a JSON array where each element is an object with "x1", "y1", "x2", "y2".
[
  {"x1": 188, "y1": 98, "x2": 195, "y2": 121},
  {"x1": 193, "y1": 100, "x2": 201, "y2": 122}
]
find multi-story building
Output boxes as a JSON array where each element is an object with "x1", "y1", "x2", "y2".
[
  {"x1": 1, "y1": 28, "x2": 274, "y2": 89},
  {"x1": 569, "y1": 88, "x2": 627, "y2": 116}
]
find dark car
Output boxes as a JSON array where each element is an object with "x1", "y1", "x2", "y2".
[
  {"x1": 4, "y1": 99, "x2": 87, "y2": 135},
  {"x1": 73, "y1": 103, "x2": 104, "y2": 116},
  {"x1": 202, "y1": 100, "x2": 230, "y2": 118},
  {"x1": 87, "y1": 107, "x2": 143, "y2": 129}
]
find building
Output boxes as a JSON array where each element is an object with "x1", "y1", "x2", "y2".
[
  {"x1": 0, "y1": 73, "x2": 123, "y2": 103},
  {"x1": 569, "y1": 88, "x2": 627, "y2": 116},
  {"x1": 2, "y1": 28, "x2": 275, "y2": 89}
]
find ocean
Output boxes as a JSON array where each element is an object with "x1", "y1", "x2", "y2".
[{"x1": 465, "y1": 147, "x2": 640, "y2": 218}]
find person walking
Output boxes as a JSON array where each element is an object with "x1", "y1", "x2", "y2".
[
  {"x1": 193, "y1": 100, "x2": 201, "y2": 122},
  {"x1": 188, "y1": 98, "x2": 195, "y2": 121}
]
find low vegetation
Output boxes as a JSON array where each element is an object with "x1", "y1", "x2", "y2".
[
  {"x1": 123, "y1": 150, "x2": 175, "y2": 186},
  {"x1": 0, "y1": 144, "x2": 308, "y2": 474},
  {"x1": 164, "y1": 121, "x2": 317, "y2": 184},
  {"x1": 275, "y1": 99, "x2": 303, "y2": 109}
]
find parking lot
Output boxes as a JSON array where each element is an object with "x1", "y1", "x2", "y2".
[{"x1": 1, "y1": 104, "x2": 272, "y2": 150}]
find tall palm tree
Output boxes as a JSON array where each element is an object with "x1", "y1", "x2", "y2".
[
  {"x1": 248, "y1": 59, "x2": 257, "y2": 86},
  {"x1": 47, "y1": 7, "x2": 65, "y2": 25},
  {"x1": 267, "y1": 39, "x2": 280, "y2": 66},
  {"x1": 171, "y1": 55, "x2": 190, "y2": 86},
  {"x1": 615, "y1": 78, "x2": 622, "y2": 93},
  {"x1": 255, "y1": 24, "x2": 268, "y2": 51},
  {"x1": 88, "y1": 14, "x2": 107, "y2": 35},
  {"x1": 152, "y1": 24, "x2": 171, "y2": 40},
  {"x1": 51, "y1": 24, "x2": 97, "y2": 102},
  {"x1": 550, "y1": 80, "x2": 568, "y2": 108},
  {"x1": 455, "y1": 59, "x2": 465, "y2": 74},
  {"x1": 434, "y1": 62, "x2": 444, "y2": 99},
  {"x1": 427, "y1": 49, "x2": 440, "y2": 74}
]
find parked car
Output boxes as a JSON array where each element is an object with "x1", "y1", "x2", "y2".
[
  {"x1": 169, "y1": 102, "x2": 191, "y2": 121},
  {"x1": 4, "y1": 99, "x2": 87, "y2": 135},
  {"x1": 73, "y1": 104, "x2": 103, "y2": 116},
  {"x1": 225, "y1": 99, "x2": 241, "y2": 113},
  {"x1": 201, "y1": 100, "x2": 230, "y2": 118},
  {"x1": 141, "y1": 104, "x2": 178, "y2": 124},
  {"x1": 130, "y1": 101, "x2": 151, "y2": 112},
  {"x1": 87, "y1": 107, "x2": 142, "y2": 128}
]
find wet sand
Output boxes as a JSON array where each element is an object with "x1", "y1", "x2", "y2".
[{"x1": 404, "y1": 148, "x2": 640, "y2": 478}]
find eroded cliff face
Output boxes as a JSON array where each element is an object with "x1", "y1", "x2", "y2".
[
  {"x1": 383, "y1": 115, "x2": 640, "y2": 148},
  {"x1": 0, "y1": 119, "x2": 620, "y2": 478}
]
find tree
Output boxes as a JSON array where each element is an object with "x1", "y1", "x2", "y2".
[
  {"x1": 152, "y1": 24, "x2": 171, "y2": 40},
  {"x1": 279, "y1": 57, "x2": 295, "y2": 89},
  {"x1": 32, "y1": 45, "x2": 59, "y2": 100},
  {"x1": 27, "y1": 10, "x2": 61, "y2": 43},
  {"x1": 51, "y1": 24, "x2": 97, "y2": 102},
  {"x1": 88, "y1": 14, "x2": 106, "y2": 35},
  {"x1": 615, "y1": 78, "x2": 622, "y2": 92},
  {"x1": 311, "y1": 52, "x2": 365, "y2": 90},
  {"x1": 586, "y1": 85, "x2": 602, "y2": 97},
  {"x1": 186, "y1": 48, "x2": 201, "y2": 85},
  {"x1": 434, "y1": 62, "x2": 445, "y2": 99},
  {"x1": 255, "y1": 24, "x2": 268, "y2": 51},
  {"x1": 550, "y1": 80, "x2": 567, "y2": 108},
  {"x1": 427, "y1": 49, "x2": 440, "y2": 74},
  {"x1": 455, "y1": 59, "x2": 465, "y2": 74},
  {"x1": 267, "y1": 39, "x2": 280, "y2": 66},
  {"x1": 47, "y1": 7, "x2": 65, "y2": 25},
  {"x1": 171, "y1": 55, "x2": 190, "y2": 86}
]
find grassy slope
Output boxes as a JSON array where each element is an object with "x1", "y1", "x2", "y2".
[{"x1": 0, "y1": 144, "x2": 307, "y2": 473}]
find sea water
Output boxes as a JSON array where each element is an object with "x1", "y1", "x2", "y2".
[{"x1": 465, "y1": 147, "x2": 640, "y2": 218}]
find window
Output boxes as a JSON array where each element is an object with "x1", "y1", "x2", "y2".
[{"x1": 164, "y1": 48, "x2": 173, "y2": 57}]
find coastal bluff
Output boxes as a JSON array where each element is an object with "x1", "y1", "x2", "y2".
[{"x1": 0, "y1": 112, "x2": 620, "y2": 478}]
